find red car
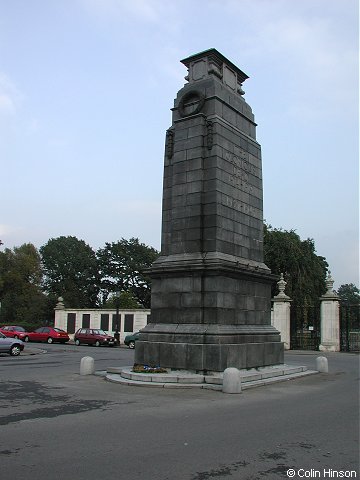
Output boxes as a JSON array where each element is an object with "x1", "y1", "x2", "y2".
[
  {"x1": 74, "y1": 328, "x2": 115, "y2": 347},
  {"x1": 24, "y1": 327, "x2": 70, "y2": 344},
  {"x1": 0, "y1": 325, "x2": 29, "y2": 341}
]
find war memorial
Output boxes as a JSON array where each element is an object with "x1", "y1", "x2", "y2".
[{"x1": 134, "y1": 49, "x2": 284, "y2": 373}]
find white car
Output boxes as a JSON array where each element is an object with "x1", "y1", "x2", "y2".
[{"x1": 0, "y1": 331, "x2": 24, "y2": 356}]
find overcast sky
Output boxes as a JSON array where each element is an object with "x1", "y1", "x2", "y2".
[{"x1": 0, "y1": 0, "x2": 358, "y2": 289}]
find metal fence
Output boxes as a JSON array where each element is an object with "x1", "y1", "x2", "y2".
[
  {"x1": 340, "y1": 304, "x2": 360, "y2": 352},
  {"x1": 290, "y1": 304, "x2": 321, "y2": 351}
]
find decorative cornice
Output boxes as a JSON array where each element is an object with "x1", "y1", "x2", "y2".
[
  {"x1": 181, "y1": 48, "x2": 249, "y2": 83},
  {"x1": 180, "y1": 49, "x2": 249, "y2": 96}
]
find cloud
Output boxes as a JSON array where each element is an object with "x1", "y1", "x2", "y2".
[
  {"x1": 27, "y1": 118, "x2": 40, "y2": 135},
  {"x1": 47, "y1": 137, "x2": 69, "y2": 148},
  {"x1": 0, "y1": 224, "x2": 13, "y2": 236},
  {"x1": 116, "y1": 199, "x2": 161, "y2": 216},
  {"x1": 222, "y1": 0, "x2": 357, "y2": 77},
  {"x1": 317, "y1": 229, "x2": 359, "y2": 288},
  {"x1": 0, "y1": 94, "x2": 15, "y2": 114},
  {"x1": 119, "y1": 0, "x2": 160, "y2": 21},
  {"x1": 219, "y1": 0, "x2": 358, "y2": 123},
  {"x1": 0, "y1": 224, "x2": 24, "y2": 246},
  {"x1": 80, "y1": 0, "x2": 165, "y2": 23},
  {"x1": 0, "y1": 73, "x2": 21, "y2": 116}
]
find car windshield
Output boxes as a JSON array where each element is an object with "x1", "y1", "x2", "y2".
[
  {"x1": 92, "y1": 329, "x2": 107, "y2": 335},
  {"x1": 53, "y1": 328, "x2": 66, "y2": 333},
  {"x1": 15, "y1": 326, "x2": 26, "y2": 332}
]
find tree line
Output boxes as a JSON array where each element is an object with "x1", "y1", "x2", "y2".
[
  {"x1": 0, "y1": 228, "x2": 358, "y2": 328},
  {"x1": 0, "y1": 237, "x2": 158, "y2": 328}
]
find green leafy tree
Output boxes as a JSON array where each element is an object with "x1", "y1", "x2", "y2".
[
  {"x1": 97, "y1": 237, "x2": 159, "y2": 308},
  {"x1": 0, "y1": 243, "x2": 50, "y2": 326},
  {"x1": 263, "y1": 224, "x2": 328, "y2": 306},
  {"x1": 40, "y1": 236, "x2": 101, "y2": 308},
  {"x1": 104, "y1": 291, "x2": 141, "y2": 309},
  {"x1": 337, "y1": 284, "x2": 360, "y2": 305}
]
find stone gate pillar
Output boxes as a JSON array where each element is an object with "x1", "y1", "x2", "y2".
[
  {"x1": 319, "y1": 272, "x2": 340, "y2": 352},
  {"x1": 272, "y1": 274, "x2": 291, "y2": 350},
  {"x1": 135, "y1": 49, "x2": 283, "y2": 372},
  {"x1": 54, "y1": 296, "x2": 66, "y2": 330}
]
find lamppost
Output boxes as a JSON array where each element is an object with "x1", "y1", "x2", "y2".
[{"x1": 114, "y1": 292, "x2": 121, "y2": 346}]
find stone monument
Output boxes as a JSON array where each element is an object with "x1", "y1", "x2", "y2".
[{"x1": 135, "y1": 49, "x2": 284, "y2": 372}]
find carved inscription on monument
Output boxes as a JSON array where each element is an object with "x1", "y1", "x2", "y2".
[
  {"x1": 223, "y1": 149, "x2": 259, "y2": 194},
  {"x1": 219, "y1": 147, "x2": 262, "y2": 220},
  {"x1": 224, "y1": 195, "x2": 258, "y2": 217}
]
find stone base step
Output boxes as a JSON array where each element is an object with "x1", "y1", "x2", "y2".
[{"x1": 103, "y1": 365, "x2": 318, "y2": 390}]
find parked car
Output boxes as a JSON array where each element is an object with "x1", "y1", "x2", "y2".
[
  {"x1": 0, "y1": 332, "x2": 24, "y2": 356},
  {"x1": 74, "y1": 328, "x2": 116, "y2": 347},
  {"x1": 0, "y1": 325, "x2": 30, "y2": 341},
  {"x1": 24, "y1": 327, "x2": 70, "y2": 344},
  {"x1": 124, "y1": 332, "x2": 140, "y2": 349}
]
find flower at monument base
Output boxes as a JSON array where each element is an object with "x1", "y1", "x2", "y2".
[{"x1": 132, "y1": 364, "x2": 168, "y2": 374}]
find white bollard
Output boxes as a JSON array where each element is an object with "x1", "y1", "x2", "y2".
[
  {"x1": 222, "y1": 367, "x2": 242, "y2": 394},
  {"x1": 316, "y1": 356, "x2": 329, "y2": 373},
  {"x1": 80, "y1": 356, "x2": 95, "y2": 375}
]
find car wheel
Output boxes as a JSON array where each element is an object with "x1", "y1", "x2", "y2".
[
  {"x1": 95, "y1": 340, "x2": 100, "y2": 347},
  {"x1": 129, "y1": 341, "x2": 135, "y2": 349},
  {"x1": 47, "y1": 337, "x2": 53, "y2": 344},
  {"x1": 75, "y1": 339, "x2": 80, "y2": 346},
  {"x1": 10, "y1": 345, "x2": 21, "y2": 356},
  {"x1": 24, "y1": 336, "x2": 29, "y2": 342},
  {"x1": 14, "y1": 335, "x2": 19, "y2": 339}
]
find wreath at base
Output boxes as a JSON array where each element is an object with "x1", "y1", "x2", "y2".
[{"x1": 132, "y1": 364, "x2": 168, "y2": 374}]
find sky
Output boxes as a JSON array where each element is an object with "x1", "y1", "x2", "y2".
[{"x1": 0, "y1": 0, "x2": 358, "y2": 289}]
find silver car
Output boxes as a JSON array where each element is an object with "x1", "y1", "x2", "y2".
[{"x1": 0, "y1": 331, "x2": 24, "y2": 356}]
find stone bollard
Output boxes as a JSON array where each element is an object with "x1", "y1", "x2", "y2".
[
  {"x1": 222, "y1": 367, "x2": 242, "y2": 394},
  {"x1": 80, "y1": 356, "x2": 95, "y2": 375},
  {"x1": 316, "y1": 356, "x2": 329, "y2": 373}
]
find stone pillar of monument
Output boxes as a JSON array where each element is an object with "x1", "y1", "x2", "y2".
[{"x1": 135, "y1": 49, "x2": 284, "y2": 372}]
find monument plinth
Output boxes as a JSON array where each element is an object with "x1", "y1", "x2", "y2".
[{"x1": 135, "y1": 49, "x2": 284, "y2": 372}]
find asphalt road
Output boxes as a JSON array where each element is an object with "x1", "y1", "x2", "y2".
[{"x1": 0, "y1": 344, "x2": 359, "y2": 480}]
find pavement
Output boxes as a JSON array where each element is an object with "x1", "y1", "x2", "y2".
[
  {"x1": 20, "y1": 343, "x2": 129, "y2": 355},
  {"x1": 21, "y1": 346, "x2": 47, "y2": 355},
  {"x1": 1, "y1": 347, "x2": 358, "y2": 480}
]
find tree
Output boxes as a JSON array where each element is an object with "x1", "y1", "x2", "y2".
[
  {"x1": 97, "y1": 238, "x2": 159, "y2": 308},
  {"x1": 0, "y1": 243, "x2": 50, "y2": 326},
  {"x1": 337, "y1": 284, "x2": 360, "y2": 305},
  {"x1": 40, "y1": 236, "x2": 101, "y2": 308},
  {"x1": 104, "y1": 291, "x2": 141, "y2": 309},
  {"x1": 263, "y1": 224, "x2": 328, "y2": 306}
]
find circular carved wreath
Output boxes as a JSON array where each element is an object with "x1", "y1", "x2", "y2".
[{"x1": 178, "y1": 89, "x2": 205, "y2": 117}]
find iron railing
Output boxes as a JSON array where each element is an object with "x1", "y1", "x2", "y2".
[
  {"x1": 340, "y1": 304, "x2": 360, "y2": 352},
  {"x1": 290, "y1": 304, "x2": 321, "y2": 351}
]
